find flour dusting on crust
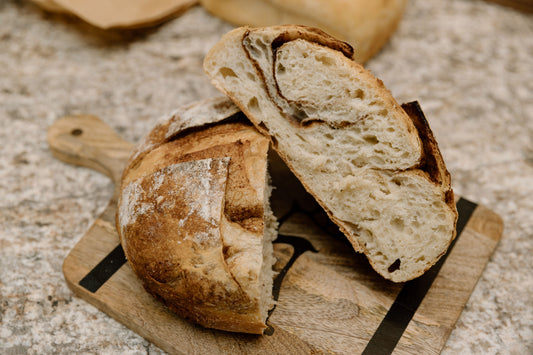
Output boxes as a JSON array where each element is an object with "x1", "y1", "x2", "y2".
[
  {"x1": 127, "y1": 96, "x2": 239, "y2": 168},
  {"x1": 116, "y1": 97, "x2": 275, "y2": 333},
  {"x1": 118, "y1": 157, "x2": 231, "y2": 243},
  {"x1": 165, "y1": 96, "x2": 240, "y2": 140}
]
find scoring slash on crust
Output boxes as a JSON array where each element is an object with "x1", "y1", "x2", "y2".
[{"x1": 204, "y1": 25, "x2": 458, "y2": 282}]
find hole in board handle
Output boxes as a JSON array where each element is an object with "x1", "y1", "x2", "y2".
[{"x1": 71, "y1": 128, "x2": 83, "y2": 136}]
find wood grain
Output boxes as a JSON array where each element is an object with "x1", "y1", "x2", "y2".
[
  {"x1": 47, "y1": 114, "x2": 132, "y2": 184},
  {"x1": 49, "y1": 114, "x2": 503, "y2": 355}
]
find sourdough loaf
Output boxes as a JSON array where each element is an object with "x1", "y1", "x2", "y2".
[
  {"x1": 200, "y1": 0, "x2": 407, "y2": 63},
  {"x1": 31, "y1": 0, "x2": 197, "y2": 29},
  {"x1": 204, "y1": 25, "x2": 458, "y2": 282},
  {"x1": 116, "y1": 97, "x2": 277, "y2": 333}
]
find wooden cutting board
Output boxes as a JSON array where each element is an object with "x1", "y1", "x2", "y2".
[{"x1": 48, "y1": 114, "x2": 503, "y2": 355}]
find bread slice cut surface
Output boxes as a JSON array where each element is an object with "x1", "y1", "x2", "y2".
[{"x1": 204, "y1": 25, "x2": 458, "y2": 282}]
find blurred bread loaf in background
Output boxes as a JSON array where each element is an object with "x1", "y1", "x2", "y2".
[
  {"x1": 31, "y1": 0, "x2": 408, "y2": 62},
  {"x1": 200, "y1": 0, "x2": 408, "y2": 63},
  {"x1": 29, "y1": 0, "x2": 197, "y2": 29}
]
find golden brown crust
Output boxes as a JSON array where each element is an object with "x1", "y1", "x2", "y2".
[
  {"x1": 116, "y1": 97, "x2": 271, "y2": 334},
  {"x1": 124, "y1": 97, "x2": 242, "y2": 175},
  {"x1": 401, "y1": 101, "x2": 458, "y2": 234},
  {"x1": 401, "y1": 102, "x2": 450, "y2": 187},
  {"x1": 265, "y1": 25, "x2": 354, "y2": 59}
]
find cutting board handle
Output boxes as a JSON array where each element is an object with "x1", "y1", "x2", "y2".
[{"x1": 47, "y1": 115, "x2": 133, "y2": 184}]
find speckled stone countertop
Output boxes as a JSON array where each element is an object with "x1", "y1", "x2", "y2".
[{"x1": 1, "y1": 0, "x2": 532, "y2": 354}]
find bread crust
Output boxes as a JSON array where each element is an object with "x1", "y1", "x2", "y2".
[
  {"x1": 200, "y1": 0, "x2": 407, "y2": 63},
  {"x1": 116, "y1": 97, "x2": 273, "y2": 334}
]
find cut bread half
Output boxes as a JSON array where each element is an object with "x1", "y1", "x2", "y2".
[
  {"x1": 204, "y1": 25, "x2": 458, "y2": 282},
  {"x1": 116, "y1": 96, "x2": 277, "y2": 333}
]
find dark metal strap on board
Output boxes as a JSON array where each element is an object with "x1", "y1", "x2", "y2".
[
  {"x1": 362, "y1": 197, "x2": 478, "y2": 355},
  {"x1": 79, "y1": 244, "x2": 127, "y2": 293},
  {"x1": 77, "y1": 197, "x2": 478, "y2": 354}
]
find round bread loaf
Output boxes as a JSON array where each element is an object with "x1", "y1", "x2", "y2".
[
  {"x1": 200, "y1": 0, "x2": 408, "y2": 63},
  {"x1": 30, "y1": 0, "x2": 197, "y2": 29},
  {"x1": 116, "y1": 97, "x2": 277, "y2": 334}
]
